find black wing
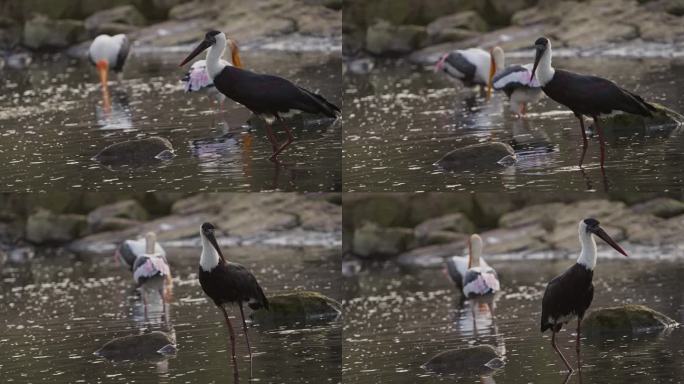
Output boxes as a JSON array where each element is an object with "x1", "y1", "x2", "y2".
[
  {"x1": 112, "y1": 35, "x2": 130, "y2": 72},
  {"x1": 544, "y1": 69, "x2": 655, "y2": 117},
  {"x1": 540, "y1": 263, "x2": 594, "y2": 332},
  {"x1": 444, "y1": 52, "x2": 477, "y2": 83},
  {"x1": 445, "y1": 258, "x2": 463, "y2": 290},
  {"x1": 117, "y1": 241, "x2": 138, "y2": 270},
  {"x1": 214, "y1": 66, "x2": 340, "y2": 118}
]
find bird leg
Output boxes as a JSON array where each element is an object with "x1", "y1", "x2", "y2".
[
  {"x1": 159, "y1": 288, "x2": 167, "y2": 321},
  {"x1": 264, "y1": 124, "x2": 279, "y2": 153},
  {"x1": 238, "y1": 302, "x2": 252, "y2": 360},
  {"x1": 269, "y1": 125, "x2": 294, "y2": 162},
  {"x1": 576, "y1": 114, "x2": 588, "y2": 167},
  {"x1": 220, "y1": 305, "x2": 239, "y2": 365},
  {"x1": 593, "y1": 116, "x2": 606, "y2": 168},
  {"x1": 576, "y1": 318, "x2": 582, "y2": 371},
  {"x1": 519, "y1": 103, "x2": 526, "y2": 117},
  {"x1": 142, "y1": 290, "x2": 149, "y2": 322},
  {"x1": 551, "y1": 330, "x2": 573, "y2": 373}
]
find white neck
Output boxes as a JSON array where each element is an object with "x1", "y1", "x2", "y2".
[
  {"x1": 145, "y1": 232, "x2": 156, "y2": 255},
  {"x1": 535, "y1": 46, "x2": 555, "y2": 86},
  {"x1": 577, "y1": 228, "x2": 597, "y2": 270},
  {"x1": 200, "y1": 234, "x2": 221, "y2": 271},
  {"x1": 206, "y1": 33, "x2": 227, "y2": 79}
]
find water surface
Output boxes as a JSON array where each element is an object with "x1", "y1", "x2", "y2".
[
  {"x1": 0, "y1": 246, "x2": 342, "y2": 383},
  {"x1": 344, "y1": 57, "x2": 684, "y2": 192}
]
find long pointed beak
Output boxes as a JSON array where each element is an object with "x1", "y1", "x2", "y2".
[
  {"x1": 179, "y1": 39, "x2": 212, "y2": 67},
  {"x1": 530, "y1": 47, "x2": 542, "y2": 82},
  {"x1": 486, "y1": 54, "x2": 495, "y2": 101},
  {"x1": 96, "y1": 60, "x2": 109, "y2": 89},
  {"x1": 592, "y1": 226, "x2": 628, "y2": 257},
  {"x1": 434, "y1": 53, "x2": 448, "y2": 73}
]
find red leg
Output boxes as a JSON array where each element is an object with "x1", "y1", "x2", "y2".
[
  {"x1": 577, "y1": 115, "x2": 588, "y2": 167},
  {"x1": 265, "y1": 124, "x2": 279, "y2": 153},
  {"x1": 552, "y1": 329, "x2": 573, "y2": 372},
  {"x1": 593, "y1": 116, "x2": 606, "y2": 168},
  {"x1": 269, "y1": 125, "x2": 294, "y2": 162},
  {"x1": 238, "y1": 302, "x2": 252, "y2": 360},
  {"x1": 220, "y1": 305, "x2": 239, "y2": 365},
  {"x1": 576, "y1": 318, "x2": 582, "y2": 371}
]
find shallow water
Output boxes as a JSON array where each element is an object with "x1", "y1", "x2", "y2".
[
  {"x1": 0, "y1": 50, "x2": 341, "y2": 192},
  {"x1": 0, "y1": 246, "x2": 342, "y2": 383},
  {"x1": 343, "y1": 259, "x2": 684, "y2": 383},
  {"x1": 344, "y1": 57, "x2": 684, "y2": 192}
]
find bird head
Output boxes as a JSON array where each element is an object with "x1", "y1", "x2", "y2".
[
  {"x1": 179, "y1": 30, "x2": 224, "y2": 67},
  {"x1": 200, "y1": 222, "x2": 224, "y2": 260},
  {"x1": 434, "y1": 53, "x2": 449, "y2": 73},
  {"x1": 530, "y1": 37, "x2": 549, "y2": 82},
  {"x1": 581, "y1": 218, "x2": 628, "y2": 257}
]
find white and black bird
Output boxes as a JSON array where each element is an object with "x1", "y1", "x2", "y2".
[
  {"x1": 529, "y1": 37, "x2": 657, "y2": 168},
  {"x1": 116, "y1": 232, "x2": 172, "y2": 317},
  {"x1": 445, "y1": 234, "x2": 501, "y2": 299},
  {"x1": 88, "y1": 34, "x2": 130, "y2": 90},
  {"x1": 541, "y1": 218, "x2": 628, "y2": 372},
  {"x1": 181, "y1": 38, "x2": 243, "y2": 111},
  {"x1": 198, "y1": 222, "x2": 269, "y2": 364},
  {"x1": 435, "y1": 47, "x2": 504, "y2": 99},
  {"x1": 179, "y1": 31, "x2": 340, "y2": 161},
  {"x1": 492, "y1": 62, "x2": 543, "y2": 116}
]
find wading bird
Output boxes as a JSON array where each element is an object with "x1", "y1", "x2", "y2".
[
  {"x1": 198, "y1": 222, "x2": 269, "y2": 364},
  {"x1": 445, "y1": 234, "x2": 500, "y2": 299},
  {"x1": 181, "y1": 38, "x2": 243, "y2": 111},
  {"x1": 179, "y1": 31, "x2": 340, "y2": 161},
  {"x1": 116, "y1": 232, "x2": 173, "y2": 317},
  {"x1": 88, "y1": 34, "x2": 130, "y2": 91},
  {"x1": 492, "y1": 63, "x2": 543, "y2": 116},
  {"x1": 529, "y1": 37, "x2": 657, "y2": 168},
  {"x1": 435, "y1": 47, "x2": 504, "y2": 100},
  {"x1": 541, "y1": 218, "x2": 628, "y2": 372}
]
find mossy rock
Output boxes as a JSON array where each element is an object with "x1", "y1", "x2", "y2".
[
  {"x1": 251, "y1": 291, "x2": 341, "y2": 326},
  {"x1": 92, "y1": 136, "x2": 175, "y2": 167},
  {"x1": 94, "y1": 331, "x2": 176, "y2": 361},
  {"x1": 435, "y1": 142, "x2": 516, "y2": 171},
  {"x1": 422, "y1": 345, "x2": 504, "y2": 376},
  {"x1": 583, "y1": 304, "x2": 678, "y2": 336},
  {"x1": 595, "y1": 103, "x2": 684, "y2": 134}
]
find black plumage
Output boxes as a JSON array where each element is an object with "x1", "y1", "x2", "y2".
[
  {"x1": 492, "y1": 65, "x2": 529, "y2": 97},
  {"x1": 111, "y1": 35, "x2": 130, "y2": 72},
  {"x1": 199, "y1": 260, "x2": 269, "y2": 310},
  {"x1": 444, "y1": 52, "x2": 478, "y2": 86},
  {"x1": 540, "y1": 263, "x2": 594, "y2": 333}
]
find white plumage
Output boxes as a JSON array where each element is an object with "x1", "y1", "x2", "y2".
[
  {"x1": 445, "y1": 234, "x2": 500, "y2": 298},
  {"x1": 492, "y1": 63, "x2": 544, "y2": 115},
  {"x1": 181, "y1": 59, "x2": 230, "y2": 104},
  {"x1": 435, "y1": 47, "x2": 504, "y2": 90},
  {"x1": 88, "y1": 34, "x2": 129, "y2": 73}
]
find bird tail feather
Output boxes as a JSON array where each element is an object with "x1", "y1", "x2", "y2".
[
  {"x1": 297, "y1": 86, "x2": 341, "y2": 118},
  {"x1": 624, "y1": 89, "x2": 658, "y2": 116}
]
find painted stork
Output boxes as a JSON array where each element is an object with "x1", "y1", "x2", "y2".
[
  {"x1": 529, "y1": 37, "x2": 657, "y2": 168},
  {"x1": 435, "y1": 47, "x2": 504, "y2": 99},
  {"x1": 445, "y1": 234, "x2": 501, "y2": 299},
  {"x1": 179, "y1": 31, "x2": 340, "y2": 161},
  {"x1": 88, "y1": 34, "x2": 130, "y2": 90},
  {"x1": 181, "y1": 38, "x2": 243, "y2": 111},
  {"x1": 198, "y1": 222, "x2": 269, "y2": 365},
  {"x1": 116, "y1": 232, "x2": 173, "y2": 318},
  {"x1": 541, "y1": 218, "x2": 628, "y2": 372},
  {"x1": 492, "y1": 63, "x2": 544, "y2": 116}
]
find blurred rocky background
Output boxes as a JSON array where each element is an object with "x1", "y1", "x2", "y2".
[
  {"x1": 343, "y1": 193, "x2": 684, "y2": 270},
  {"x1": 0, "y1": 192, "x2": 341, "y2": 264},
  {"x1": 0, "y1": 0, "x2": 341, "y2": 65},
  {"x1": 343, "y1": 0, "x2": 684, "y2": 61}
]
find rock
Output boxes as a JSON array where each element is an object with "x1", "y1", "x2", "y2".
[
  {"x1": 435, "y1": 142, "x2": 516, "y2": 171},
  {"x1": 666, "y1": 0, "x2": 684, "y2": 16},
  {"x1": 396, "y1": 241, "x2": 467, "y2": 268},
  {"x1": 479, "y1": 0, "x2": 535, "y2": 26},
  {"x1": 422, "y1": 345, "x2": 503, "y2": 375},
  {"x1": 417, "y1": 230, "x2": 467, "y2": 247},
  {"x1": 84, "y1": 5, "x2": 146, "y2": 36},
  {"x1": 631, "y1": 197, "x2": 684, "y2": 219},
  {"x1": 23, "y1": 14, "x2": 86, "y2": 50},
  {"x1": 344, "y1": 193, "x2": 411, "y2": 229},
  {"x1": 94, "y1": 331, "x2": 176, "y2": 361},
  {"x1": 352, "y1": 222, "x2": 415, "y2": 258},
  {"x1": 26, "y1": 208, "x2": 87, "y2": 244},
  {"x1": 499, "y1": 202, "x2": 566, "y2": 229},
  {"x1": 250, "y1": 291, "x2": 341, "y2": 325},
  {"x1": 583, "y1": 305, "x2": 678, "y2": 336},
  {"x1": 426, "y1": 11, "x2": 487, "y2": 44},
  {"x1": 87, "y1": 200, "x2": 149, "y2": 232},
  {"x1": 473, "y1": 193, "x2": 516, "y2": 227},
  {"x1": 321, "y1": 0, "x2": 343, "y2": 11},
  {"x1": 415, "y1": 213, "x2": 474, "y2": 240},
  {"x1": 365, "y1": 20, "x2": 427, "y2": 56},
  {"x1": 590, "y1": 103, "x2": 684, "y2": 135},
  {"x1": 92, "y1": 136, "x2": 175, "y2": 167},
  {"x1": 408, "y1": 193, "x2": 475, "y2": 226},
  {"x1": 168, "y1": 0, "x2": 219, "y2": 21},
  {"x1": 480, "y1": 224, "x2": 547, "y2": 254}
]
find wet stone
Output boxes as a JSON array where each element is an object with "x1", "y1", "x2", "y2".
[
  {"x1": 251, "y1": 291, "x2": 341, "y2": 326},
  {"x1": 92, "y1": 136, "x2": 175, "y2": 167},
  {"x1": 94, "y1": 331, "x2": 176, "y2": 361},
  {"x1": 435, "y1": 142, "x2": 516, "y2": 171},
  {"x1": 583, "y1": 304, "x2": 678, "y2": 336},
  {"x1": 422, "y1": 344, "x2": 503, "y2": 376}
]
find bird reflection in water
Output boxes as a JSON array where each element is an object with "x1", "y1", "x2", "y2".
[
  {"x1": 190, "y1": 115, "x2": 254, "y2": 179},
  {"x1": 95, "y1": 88, "x2": 133, "y2": 130}
]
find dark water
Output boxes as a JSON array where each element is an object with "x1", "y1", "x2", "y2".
[
  {"x1": 0, "y1": 50, "x2": 341, "y2": 192},
  {"x1": 0, "y1": 246, "x2": 342, "y2": 383},
  {"x1": 343, "y1": 259, "x2": 684, "y2": 383},
  {"x1": 344, "y1": 57, "x2": 684, "y2": 192}
]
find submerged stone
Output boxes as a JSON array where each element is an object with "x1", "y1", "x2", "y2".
[
  {"x1": 583, "y1": 304, "x2": 678, "y2": 336},
  {"x1": 422, "y1": 345, "x2": 503, "y2": 376},
  {"x1": 435, "y1": 142, "x2": 516, "y2": 171},
  {"x1": 593, "y1": 102, "x2": 684, "y2": 133},
  {"x1": 250, "y1": 291, "x2": 341, "y2": 325},
  {"x1": 92, "y1": 136, "x2": 175, "y2": 167},
  {"x1": 94, "y1": 331, "x2": 176, "y2": 361}
]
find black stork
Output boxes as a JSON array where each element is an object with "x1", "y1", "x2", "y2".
[
  {"x1": 435, "y1": 47, "x2": 504, "y2": 100},
  {"x1": 541, "y1": 218, "x2": 628, "y2": 372},
  {"x1": 530, "y1": 37, "x2": 657, "y2": 168},
  {"x1": 88, "y1": 34, "x2": 130, "y2": 91},
  {"x1": 445, "y1": 234, "x2": 500, "y2": 299},
  {"x1": 198, "y1": 222, "x2": 269, "y2": 365},
  {"x1": 179, "y1": 31, "x2": 340, "y2": 161}
]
